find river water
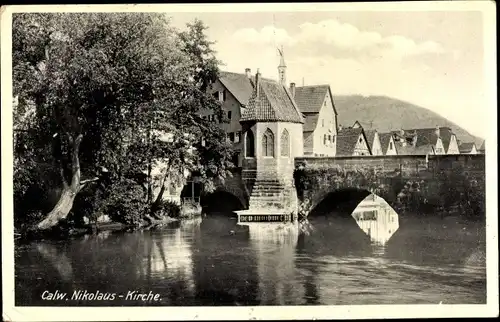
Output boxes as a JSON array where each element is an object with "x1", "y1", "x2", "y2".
[{"x1": 15, "y1": 195, "x2": 486, "y2": 306}]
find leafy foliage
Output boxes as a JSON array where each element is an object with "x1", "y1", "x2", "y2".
[
  {"x1": 101, "y1": 178, "x2": 147, "y2": 226},
  {"x1": 13, "y1": 13, "x2": 235, "y2": 229}
]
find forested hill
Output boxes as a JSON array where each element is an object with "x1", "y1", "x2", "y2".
[{"x1": 333, "y1": 95, "x2": 483, "y2": 146}]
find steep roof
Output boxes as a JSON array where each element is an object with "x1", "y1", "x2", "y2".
[
  {"x1": 392, "y1": 127, "x2": 453, "y2": 149},
  {"x1": 240, "y1": 77, "x2": 304, "y2": 124},
  {"x1": 218, "y1": 72, "x2": 254, "y2": 106},
  {"x1": 479, "y1": 140, "x2": 486, "y2": 151},
  {"x1": 303, "y1": 114, "x2": 319, "y2": 132},
  {"x1": 336, "y1": 127, "x2": 367, "y2": 156},
  {"x1": 293, "y1": 85, "x2": 338, "y2": 115},
  {"x1": 364, "y1": 130, "x2": 377, "y2": 151},
  {"x1": 218, "y1": 71, "x2": 274, "y2": 106},
  {"x1": 353, "y1": 120, "x2": 374, "y2": 130},
  {"x1": 437, "y1": 127, "x2": 454, "y2": 152},
  {"x1": 459, "y1": 142, "x2": 476, "y2": 153},
  {"x1": 378, "y1": 133, "x2": 393, "y2": 155},
  {"x1": 397, "y1": 144, "x2": 435, "y2": 155}
]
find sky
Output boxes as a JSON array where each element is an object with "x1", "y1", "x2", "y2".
[{"x1": 167, "y1": 8, "x2": 491, "y2": 138}]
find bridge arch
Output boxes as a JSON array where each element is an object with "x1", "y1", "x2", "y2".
[
  {"x1": 200, "y1": 189, "x2": 247, "y2": 213},
  {"x1": 306, "y1": 188, "x2": 375, "y2": 218}
]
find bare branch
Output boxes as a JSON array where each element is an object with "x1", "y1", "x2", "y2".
[{"x1": 80, "y1": 177, "x2": 99, "y2": 185}]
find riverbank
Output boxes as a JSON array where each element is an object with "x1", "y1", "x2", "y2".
[{"x1": 15, "y1": 215, "x2": 189, "y2": 243}]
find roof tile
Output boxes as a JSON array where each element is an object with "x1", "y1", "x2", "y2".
[
  {"x1": 459, "y1": 142, "x2": 476, "y2": 153},
  {"x1": 293, "y1": 85, "x2": 329, "y2": 113},
  {"x1": 240, "y1": 78, "x2": 304, "y2": 123},
  {"x1": 336, "y1": 127, "x2": 364, "y2": 156}
]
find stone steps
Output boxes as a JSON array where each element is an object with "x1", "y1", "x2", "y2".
[{"x1": 249, "y1": 201, "x2": 285, "y2": 210}]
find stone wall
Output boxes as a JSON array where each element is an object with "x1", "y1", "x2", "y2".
[{"x1": 294, "y1": 154, "x2": 486, "y2": 219}]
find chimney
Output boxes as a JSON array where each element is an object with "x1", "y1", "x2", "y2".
[
  {"x1": 245, "y1": 68, "x2": 251, "y2": 78},
  {"x1": 290, "y1": 82, "x2": 296, "y2": 98},
  {"x1": 338, "y1": 124, "x2": 343, "y2": 131},
  {"x1": 399, "y1": 129, "x2": 405, "y2": 143},
  {"x1": 255, "y1": 69, "x2": 261, "y2": 98},
  {"x1": 435, "y1": 126, "x2": 440, "y2": 137}
]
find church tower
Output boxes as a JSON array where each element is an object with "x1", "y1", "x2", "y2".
[
  {"x1": 239, "y1": 69, "x2": 304, "y2": 215},
  {"x1": 278, "y1": 46, "x2": 287, "y2": 86}
]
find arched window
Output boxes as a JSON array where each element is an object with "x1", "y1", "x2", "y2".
[
  {"x1": 280, "y1": 129, "x2": 290, "y2": 157},
  {"x1": 262, "y1": 128, "x2": 275, "y2": 157},
  {"x1": 245, "y1": 130, "x2": 255, "y2": 157}
]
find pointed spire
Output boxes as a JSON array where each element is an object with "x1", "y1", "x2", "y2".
[
  {"x1": 278, "y1": 45, "x2": 286, "y2": 67},
  {"x1": 278, "y1": 46, "x2": 287, "y2": 85}
]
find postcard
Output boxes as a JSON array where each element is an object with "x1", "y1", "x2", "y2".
[{"x1": 1, "y1": 2, "x2": 498, "y2": 321}]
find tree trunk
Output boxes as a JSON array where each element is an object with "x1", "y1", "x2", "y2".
[
  {"x1": 36, "y1": 134, "x2": 83, "y2": 231},
  {"x1": 151, "y1": 170, "x2": 169, "y2": 212}
]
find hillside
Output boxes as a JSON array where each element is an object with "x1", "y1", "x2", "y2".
[{"x1": 333, "y1": 95, "x2": 484, "y2": 147}]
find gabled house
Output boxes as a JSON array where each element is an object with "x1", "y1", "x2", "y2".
[
  {"x1": 364, "y1": 129, "x2": 383, "y2": 156},
  {"x1": 293, "y1": 84, "x2": 338, "y2": 156},
  {"x1": 458, "y1": 142, "x2": 478, "y2": 154},
  {"x1": 352, "y1": 121, "x2": 382, "y2": 155},
  {"x1": 336, "y1": 127, "x2": 371, "y2": 156},
  {"x1": 202, "y1": 69, "x2": 276, "y2": 165},
  {"x1": 390, "y1": 127, "x2": 458, "y2": 155},
  {"x1": 379, "y1": 132, "x2": 398, "y2": 155},
  {"x1": 439, "y1": 127, "x2": 460, "y2": 154},
  {"x1": 352, "y1": 120, "x2": 375, "y2": 131},
  {"x1": 478, "y1": 140, "x2": 485, "y2": 154}
]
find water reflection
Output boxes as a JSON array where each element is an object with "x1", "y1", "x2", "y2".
[
  {"x1": 192, "y1": 214, "x2": 259, "y2": 305},
  {"x1": 351, "y1": 194, "x2": 400, "y2": 246},
  {"x1": 15, "y1": 204, "x2": 486, "y2": 306},
  {"x1": 146, "y1": 218, "x2": 201, "y2": 297},
  {"x1": 240, "y1": 222, "x2": 301, "y2": 305}
]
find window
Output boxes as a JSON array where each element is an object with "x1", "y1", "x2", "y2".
[
  {"x1": 332, "y1": 135, "x2": 335, "y2": 143},
  {"x1": 324, "y1": 134, "x2": 327, "y2": 145},
  {"x1": 262, "y1": 128, "x2": 275, "y2": 157},
  {"x1": 389, "y1": 142, "x2": 393, "y2": 150},
  {"x1": 235, "y1": 131, "x2": 241, "y2": 143},
  {"x1": 328, "y1": 135, "x2": 331, "y2": 143},
  {"x1": 245, "y1": 130, "x2": 255, "y2": 157},
  {"x1": 218, "y1": 90, "x2": 226, "y2": 102},
  {"x1": 227, "y1": 111, "x2": 232, "y2": 121},
  {"x1": 322, "y1": 119, "x2": 324, "y2": 127},
  {"x1": 359, "y1": 137, "x2": 362, "y2": 143},
  {"x1": 280, "y1": 129, "x2": 290, "y2": 157},
  {"x1": 229, "y1": 132, "x2": 235, "y2": 142}
]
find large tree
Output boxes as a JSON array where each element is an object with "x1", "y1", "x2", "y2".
[{"x1": 13, "y1": 13, "x2": 233, "y2": 230}]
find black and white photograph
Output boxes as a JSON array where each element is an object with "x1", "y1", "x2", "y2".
[{"x1": 1, "y1": 2, "x2": 498, "y2": 321}]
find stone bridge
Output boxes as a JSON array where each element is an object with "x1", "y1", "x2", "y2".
[{"x1": 174, "y1": 154, "x2": 485, "y2": 217}]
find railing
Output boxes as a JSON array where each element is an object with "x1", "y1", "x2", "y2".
[{"x1": 238, "y1": 213, "x2": 295, "y2": 223}]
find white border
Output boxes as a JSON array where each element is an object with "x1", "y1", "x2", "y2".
[{"x1": 1, "y1": 2, "x2": 498, "y2": 321}]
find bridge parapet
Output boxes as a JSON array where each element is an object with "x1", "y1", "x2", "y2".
[{"x1": 294, "y1": 154, "x2": 485, "y2": 218}]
